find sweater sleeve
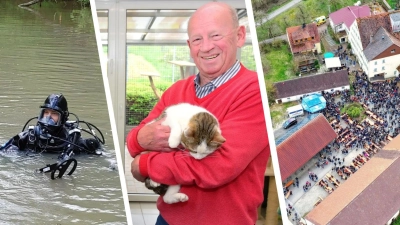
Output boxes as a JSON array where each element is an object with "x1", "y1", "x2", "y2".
[
  {"x1": 126, "y1": 79, "x2": 191, "y2": 158},
  {"x1": 145, "y1": 71, "x2": 270, "y2": 188}
]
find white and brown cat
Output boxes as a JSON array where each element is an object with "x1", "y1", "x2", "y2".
[{"x1": 145, "y1": 103, "x2": 226, "y2": 204}]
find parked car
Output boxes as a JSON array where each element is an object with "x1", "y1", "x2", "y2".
[
  {"x1": 313, "y1": 16, "x2": 326, "y2": 26},
  {"x1": 283, "y1": 118, "x2": 298, "y2": 129}
]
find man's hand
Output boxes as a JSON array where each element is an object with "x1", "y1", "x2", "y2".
[
  {"x1": 131, "y1": 155, "x2": 146, "y2": 182},
  {"x1": 137, "y1": 117, "x2": 172, "y2": 152}
]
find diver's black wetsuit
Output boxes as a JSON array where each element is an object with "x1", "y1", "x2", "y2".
[
  {"x1": 2, "y1": 121, "x2": 101, "y2": 159},
  {"x1": 0, "y1": 93, "x2": 104, "y2": 179}
]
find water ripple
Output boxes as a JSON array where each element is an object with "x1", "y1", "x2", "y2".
[{"x1": 0, "y1": 1, "x2": 126, "y2": 224}]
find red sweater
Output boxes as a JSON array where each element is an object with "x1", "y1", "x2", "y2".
[{"x1": 127, "y1": 65, "x2": 270, "y2": 225}]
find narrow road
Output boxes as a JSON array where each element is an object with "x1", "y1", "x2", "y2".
[
  {"x1": 260, "y1": 34, "x2": 287, "y2": 44},
  {"x1": 259, "y1": 0, "x2": 302, "y2": 25}
]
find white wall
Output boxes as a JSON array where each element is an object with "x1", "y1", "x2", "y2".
[
  {"x1": 349, "y1": 21, "x2": 369, "y2": 73},
  {"x1": 387, "y1": 210, "x2": 399, "y2": 225},
  {"x1": 349, "y1": 19, "x2": 400, "y2": 79},
  {"x1": 315, "y1": 42, "x2": 321, "y2": 54},
  {"x1": 368, "y1": 54, "x2": 400, "y2": 79},
  {"x1": 305, "y1": 218, "x2": 315, "y2": 225},
  {"x1": 276, "y1": 85, "x2": 350, "y2": 103},
  {"x1": 330, "y1": 19, "x2": 346, "y2": 33}
]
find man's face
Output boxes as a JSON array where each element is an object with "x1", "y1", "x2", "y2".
[
  {"x1": 187, "y1": 6, "x2": 245, "y2": 81},
  {"x1": 43, "y1": 109, "x2": 60, "y2": 124}
]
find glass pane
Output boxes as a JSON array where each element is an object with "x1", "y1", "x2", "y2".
[
  {"x1": 145, "y1": 33, "x2": 188, "y2": 41},
  {"x1": 125, "y1": 45, "x2": 192, "y2": 123},
  {"x1": 97, "y1": 10, "x2": 108, "y2": 73},
  {"x1": 127, "y1": 17, "x2": 153, "y2": 30},
  {"x1": 151, "y1": 17, "x2": 189, "y2": 29}
]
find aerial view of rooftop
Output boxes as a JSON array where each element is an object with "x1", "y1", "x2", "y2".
[{"x1": 252, "y1": 0, "x2": 400, "y2": 224}]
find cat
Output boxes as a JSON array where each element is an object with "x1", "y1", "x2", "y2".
[{"x1": 145, "y1": 103, "x2": 226, "y2": 204}]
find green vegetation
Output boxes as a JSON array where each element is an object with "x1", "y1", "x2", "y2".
[
  {"x1": 314, "y1": 60, "x2": 320, "y2": 70},
  {"x1": 256, "y1": 0, "x2": 376, "y2": 41},
  {"x1": 386, "y1": 0, "x2": 397, "y2": 9},
  {"x1": 70, "y1": 9, "x2": 93, "y2": 31},
  {"x1": 392, "y1": 215, "x2": 400, "y2": 225},
  {"x1": 269, "y1": 101, "x2": 298, "y2": 127},
  {"x1": 269, "y1": 110, "x2": 282, "y2": 126},
  {"x1": 266, "y1": 0, "x2": 292, "y2": 13},
  {"x1": 43, "y1": 0, "x2": 90, "y2": 7},
  {"x1": 252, "y1": 0, "x2": 291, "y2": 14},
  {"x1": 255, "y1": 0, "x2": 379, "y2": 128},
  {"x1": 259, "y1": 40, "x2": 297, "y2": 126},
  {"x1": 327, "y1": 25, "x2": 340, "y2": 44},
  {"x1": 127, "y1": 45, "x2": 190, "y2": 82},
  {"x1": 341, "y1": 103, "x2": 365, "y2": 121},
  {"x1": 126, "y1": 80, "x2": 159, "y2": 125},
  {"x1": 261, "y1": 40, "x2": 295, "y2": 83},
  {"x1": 76, "y1": 0, "x2": 90, "y2": 6},
  {"x1": 125, "y1": 45, "x2": 256, "y2": 125}
]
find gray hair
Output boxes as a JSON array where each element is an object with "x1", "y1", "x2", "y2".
[
  {"x1": 227, "y1": 3, "x2": 239, "y2": 28},
  {"x1": 188, "y1": 2, "x2": 240, "y2": 29}
]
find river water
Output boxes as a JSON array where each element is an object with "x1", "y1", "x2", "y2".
[{"x1": 0, "y1": 1, "x2": 127, "y2": 224}]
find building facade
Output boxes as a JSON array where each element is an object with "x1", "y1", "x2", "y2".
[{"x1": 348, "y1": 12, "x2": 400, "y2": 81}]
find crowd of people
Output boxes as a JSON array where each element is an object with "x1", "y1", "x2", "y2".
[
  {"x1": 308, "y1": 172, "x2": 318, "y2": 182},
  {"x1": 313, "y1": 71, "x2": 400, "y2": 191},
  {"x1": 283, "y1": 68, "x2": 400, "y2": 224}
]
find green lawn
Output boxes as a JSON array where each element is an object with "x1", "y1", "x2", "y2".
[
  {"x1": 262, "y1": 42, "x2": 295, "y2": 83},
  {"x1": 269, "y1": 101, "x2": 299, "y2": 128},
  {"x1": 124, "y1": 44, "x2": 256, "y2": 125},
  {"x1": 260, "y1": 40, "x2": 298, "y2": 127}
]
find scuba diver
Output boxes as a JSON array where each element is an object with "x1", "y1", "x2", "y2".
[{"x1": 0, "y1": 93, "x2": 105, "y2": 179}]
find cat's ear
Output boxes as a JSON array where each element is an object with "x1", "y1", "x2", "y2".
[
  {"x1": 183, "y1": 127, "x2": 194, "y2": 138},
  {"x1": 183, "y1": 127, "x2": 196, "y2": 143},
  {"x1": 211, "y1": 133, "x2": 226, "y2": 145}
]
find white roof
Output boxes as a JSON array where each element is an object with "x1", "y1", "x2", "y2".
[
  {"x1": 287, "y1": 104, "x2": 303, "y2": 112},
  {"x1": 325, "y1": 57, "x2": 342, "y2": 68}
]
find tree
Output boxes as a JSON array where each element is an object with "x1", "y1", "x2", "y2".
[
  {"x1": 19, "y1": 0, "x2": 42, "y2": 7},
  {"x1": 266, "y1": 81, "x2": 277, "y2": 105},
  {"x1": 296, "y1": 5, "x2": 309, "y2": 25}
]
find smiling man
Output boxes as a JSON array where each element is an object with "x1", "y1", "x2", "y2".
[
  {"x1": 128, "y1": 2, "x2": 270, "y2": 225},
  {"x1": 187, "y1": 3, "x2": 245, "y2": 87}
]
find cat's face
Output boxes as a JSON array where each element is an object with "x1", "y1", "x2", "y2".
[{"x1": 181, "y1": 112, "x2": 225, "y2": 160}]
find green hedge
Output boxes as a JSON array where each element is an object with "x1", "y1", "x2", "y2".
[{"x1": 126, "y1": 79, "x2": 173, "y2": 125}]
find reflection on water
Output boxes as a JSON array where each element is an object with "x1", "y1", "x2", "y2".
[{"x1": 0, "y1": 1, "x2": 126, "y2": 224}]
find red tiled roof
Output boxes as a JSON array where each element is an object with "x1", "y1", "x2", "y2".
[
  {"x1": 357, "y1": 12, "x2": 392, "y2": 49},
  {"x1": 329, "y1": 6, "x2": 371, "y2": 29},
  {"x1": 305, "y1": 135, "x2": 400, "y2": 225},
  {"x1": 286, "y1": 23, "x2": 320, "y2": 54},
  {"x1": 277, "y1": 114, "x2": 337, "y2": 181}
]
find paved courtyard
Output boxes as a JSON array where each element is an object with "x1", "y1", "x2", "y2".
[{"x1": 283, "y1": 143, "x2": 367, "y2": 222}]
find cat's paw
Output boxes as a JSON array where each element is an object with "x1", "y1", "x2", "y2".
[
  {"x1": 168, "y1": 136, "x2": 181, "y2": 148},
  {"x1": 163, "y1": 193, "x2": 189, "y2": 204}
]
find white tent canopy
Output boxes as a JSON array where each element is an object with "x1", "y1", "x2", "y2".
[{"x1": 325, "y1": 57, "x2": 342, "y2": 69}]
